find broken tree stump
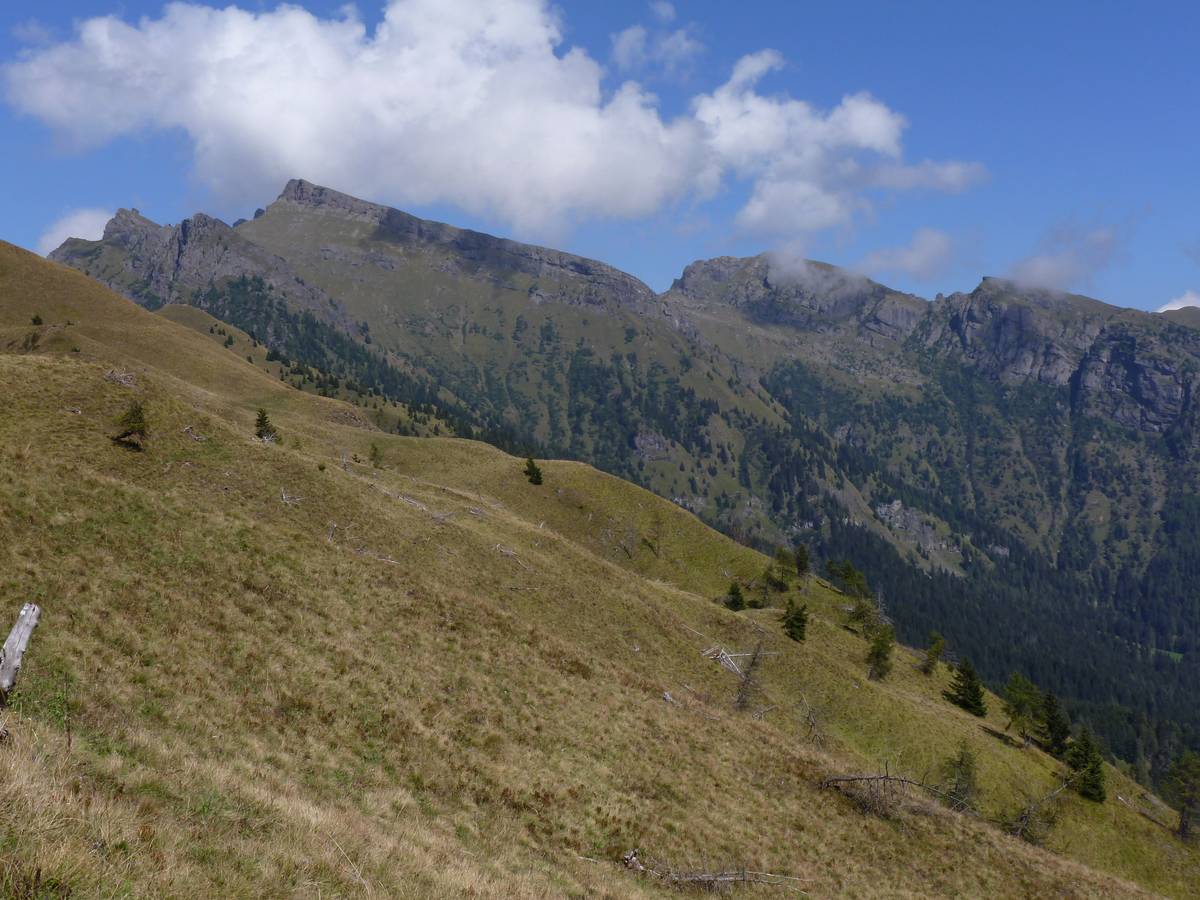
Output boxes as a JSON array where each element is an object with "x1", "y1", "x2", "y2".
[{"x1": 0, "y1": 603, "x2": 41, "y2": 704}]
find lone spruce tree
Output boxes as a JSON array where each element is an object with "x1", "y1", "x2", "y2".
[
  {"x1": 1002, "y1": 673, "x2": 1042, "y2": 745},
  {"x1": 794, "y1": 543, "x2": 810, "y2": 579},
  {"x1": 523, "y1": 457, "x2": 543, "y2": 485},
  {"x1": 255, "y1": 408, "x2": 278, "y2": 442},
  {"x1": 866, "y1": 624, "x2": 895, "y2": 681},
  {"x1": 1038, "y1": 692, "x2": 1071, "y2": 757},
  {"x1": 1165, "y1": 750, "x2": 1200, "y2": 839},
  {"x1": 1067, "y1": 728, "x2": 1106, "y2": 803},
  {"x1": 921, "y1": 631, "x2": 945, "y2": 675},
  {"x1": 782, "y1": 599, "x2": 808, "y2": 642},
  {"x1": 724, "y1": 582, "x2": 746, "y2": 612},
  {"x1": 112, "y1": 400, "x2": 149, "y2": 450},
  {"x1": 944, "y1": 659, "x2": 988, "y2": 717}
]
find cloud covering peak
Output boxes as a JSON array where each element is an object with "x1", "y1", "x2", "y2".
[{"x1": 5, "y1": 0, "x2": 982, "y2": 243}]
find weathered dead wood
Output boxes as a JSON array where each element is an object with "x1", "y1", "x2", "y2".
[
  {"x1": 797, "y1": 693, "x2": 826, "y2": 748},
  {"x1": 702, "y1": 646, "x2": 744, "y2": 677},
  {"x1": 280, "y1": 488, "x2": 302, "y2": 507},
  {"x1": 1005, "y1": 774, "x2": 1076, "y2": 842},
  {"x1": 734, "y1": 640, "x2": 766, "y2": 711},
  {"x1": 1116, "y1": 794, "x2": 1172, "y2": 830},
  {"x1": 182, "y1": 425, "x2": 208, "y2": 442},
  {"x1": 821, "y1": 767, "x2": 977, "y2": 817},
  {"x1": 104, "y1": 368, "x2": 136, "y2": 386},
  {"x1": 494, "y1": 544, "x2": 530, "y2": 570},
  {"x1": 0, "y1": 604, "x2": 41, "y2": 704},
  {"x1": 622, "y1": 850, "x2": 806, "y2": 891}
]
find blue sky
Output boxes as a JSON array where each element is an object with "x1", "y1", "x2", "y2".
[{"x1": 2, "y1": 1, "x2": 1198, "y2": 310}]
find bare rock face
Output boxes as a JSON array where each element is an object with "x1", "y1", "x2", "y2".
[
  {"x1": 50, "y1": 204, "x2": 354, "y2": 332},
  {"x1": 916, "y1": 278, "x2": 1200, "y2": 439},
  {"x1": 922, "y1": 279, "x2": 1111, "y2": 386},
  {"x1": 666, "y1": 254, "x2": 927, "y2": 345}
]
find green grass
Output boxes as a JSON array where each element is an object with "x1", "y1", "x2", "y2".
[{"x1": 0, "y1": 241, "x2": 1196, "y2": 897}]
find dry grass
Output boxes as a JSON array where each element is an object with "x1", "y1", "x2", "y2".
[{"x1": 0, "y1": 241, "x2": 1196, "y2": 897}]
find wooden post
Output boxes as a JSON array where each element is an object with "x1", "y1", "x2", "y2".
[{"x1": 0, "y1": 603, "x2": 41, "y2": 704}]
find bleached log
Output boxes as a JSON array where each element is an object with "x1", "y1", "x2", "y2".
[{"x1": 0, "y1": 604, "x2": 40, "y2": 702}]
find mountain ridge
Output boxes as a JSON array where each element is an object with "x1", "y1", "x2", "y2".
[{"x1": 47, "y1": 181, "x2": 1200, "y2": 783}]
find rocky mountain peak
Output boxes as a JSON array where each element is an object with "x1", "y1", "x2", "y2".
[{"x1": 274, "y1": 178, "x2": 389, "y2": 223}]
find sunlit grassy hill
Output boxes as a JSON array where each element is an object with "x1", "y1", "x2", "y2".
[{"x1": 1, "y1": 242, "x2": 1196, "y2": 897}]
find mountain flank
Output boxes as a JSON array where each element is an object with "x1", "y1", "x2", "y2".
[
  {"x1": 50, "y1": 183, "x2": 1200, "y2": 787},
  {"x1": 5, "y1": 239, "x2": 1200, "y2": 896}
]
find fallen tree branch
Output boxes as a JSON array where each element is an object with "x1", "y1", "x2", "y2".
[
  {"x1": 1116, "y1": 794, "x2": 1172, "y2": 830},
  {"x1": 622, "y1": 850, "x2": 807, "y2": 891},
  {"x1": 820, "y1": 768, "x2": 979, "y2": 816},
  {"x1": 1003, "y1": 774, "x2": 1076, "y2": 842},
  {"x1": 494, "y1": 544, "x2": 530, "y2": 570},
  {"x1": 182, "y1": 425, "x2": 208, "y2": 442},
  {"x1": 0, "y1": 604, "x2": 41, "y2": 704}
]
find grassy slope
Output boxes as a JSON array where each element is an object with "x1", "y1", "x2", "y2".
[
  {"x1": 0, "y1": 242, "x2": 1196, "y2": 897},
  {"x1": 238, "y1": 204, "x2": 778, "y2": 507}
]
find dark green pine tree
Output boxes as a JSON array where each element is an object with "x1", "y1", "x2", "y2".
[
  {"x1": 944, "y1": 659, "x2": 988, "y2": 717},
  {"x1": 255, "y1": 408, "x2": 278, "y2": 442},
  {"x1": 866, "y1": 624, "x2": 895, "y2": 681},
  {"x1": 782, "y1": 599, "x2": 809, "y2": 642},
  {"x1": 1066, "y1": 728, "x2": 1106, "y2": 803},
  {"x1": 794, "y1": 543, "x2": 810, "y2": 579},
  {"x1": 523, "y1": 457, "x2": 543, "y2": 485},
  {"x1": 920, "y1": 631, "x2": 945, "y2": 675},
  {"x1": 1001, "y1": 673, "x2": 1041, "y2": 745},
  {"x1": 724, "y1": 582, "x2": 746, "y2": 612},
  {"x1": 1038, "y1": 692, "x2": 1071, "y2": 757},
  {"x1": 1165, "y1": 750, "x2": 1200, "y2": 839},
  {"x1": 112, "y1": 400, "x2": 149, "y2": 449}
]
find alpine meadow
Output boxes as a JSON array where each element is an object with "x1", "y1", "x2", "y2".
[{"x1": 3, "y1": 1, "x2": 1200, "y2": 897}]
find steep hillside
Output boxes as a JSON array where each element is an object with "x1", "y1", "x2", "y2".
[
  {"x1": 49, "y1": 184, "x2": 1200, "y2": 781},
  {"x1": 3, "y1": 243, "x2": 1198, "y2": 896}
]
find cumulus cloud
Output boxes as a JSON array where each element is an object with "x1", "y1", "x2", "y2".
[
  {"x1": 1008, "y1": 223, "x2": 1125, "y2": 291},
  {"x1": 4, "y1": 0, "x2": 982, "y2": 244},
  {"x1": 35, "y1": 207, "x2": 112, "y2": 256},
  {"x1": 650, "y1": 1, "x2": 676, "y2": 23},
  {"x1": 1158, "y1": 290, "x2": 1200, "y2": 312},
  {"x1": 859, "y1": 228, "x2": 954, "y2": 281}
]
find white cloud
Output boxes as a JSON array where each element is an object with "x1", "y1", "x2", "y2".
[
  {"x1": 1008, "y1": 224, "x2": 1123, "y2": 291},
  {"x1": 1158, "y1": 290, "x2": 1200, "y2": 312},
  {"x1": 35, "y1": 207, "x2": 112, "y2": 256},
  {"x1": 611, "y1": 25, "x2": 648, "y2": 71},
  {"x1": 650, "y1": 1, "x2": 676, "y2": 23},
  {"x1": 655, "y1": 27, "x2": 703, "y2": 74},
  {"x1": 870, "y1": 159, "x2": 988, "y2": 192},
  {"x1": 860, "y1": 228, "x2": 954, "y2": 281},
  {"x1": 611, "y1": 22, "x2": 702, "y2": 76},
  {"x1": 4, "y1": 0, "x2": 982, "y2": 245}
]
